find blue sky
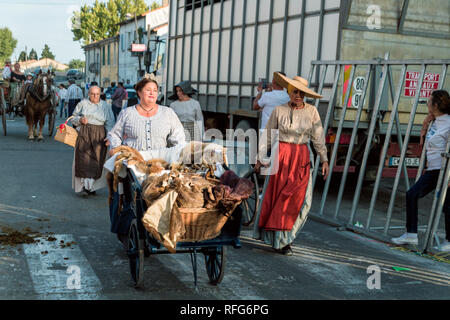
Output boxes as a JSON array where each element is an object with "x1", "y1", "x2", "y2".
[{"x1": 1, "y1": 0, "x2": 162, "y2": 64}]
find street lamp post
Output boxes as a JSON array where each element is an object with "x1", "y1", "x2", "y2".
[
  {"x1": 133, "y1": 12, "x2": 143, "y2": 76},
  {"x1": 127, "y1": 9, "x2": 144, "y2": 80}
]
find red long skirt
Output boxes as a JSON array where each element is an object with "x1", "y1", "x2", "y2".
[{"x1": 258, "y1": 142, "x2": 310, "y2": 231}]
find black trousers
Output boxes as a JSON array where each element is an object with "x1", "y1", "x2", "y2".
[
  {"x1": 68, "y1": 99, "x2": 80, "y2": 117},
  {"x1": 406, "y1": 170, "x2": 450, "y2": 241},
  {"x1": 112, "y1": 105, "x2": 121, "y2": 122}
]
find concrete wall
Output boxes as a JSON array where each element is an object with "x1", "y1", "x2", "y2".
[
  {"x1": 118, "y1": 20, "x2": 144, "y2": 85},
  {"x1": 99, "y1": 39, "x2": 119, "y2": 87},
  {"x1": 347, "y1": 0, "x2": 449, "y2": 34},
  {"x1": 85, "y1": 48, "x2": 100, "y2": 84},
  {"x1": 85, "y1": 37, "x2": 119, "y2": 87}
]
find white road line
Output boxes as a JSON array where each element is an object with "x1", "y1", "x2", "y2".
[
  {"x1": 162, "y1": 251, "x2": 264, "y2": 299},
  {"x1": 0, "y1": 208, "x2": 39, "y2": 219},
  {"x1": 23, "y1": 234, "x2": 103, "y2": 299}
]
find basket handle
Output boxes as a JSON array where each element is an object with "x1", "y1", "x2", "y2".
[
  {"x1": 64, "y1": 116, "x2": 74, "y2": 125},
  {"x1": 57, "y1": 116, "x2": 74, "y2": 133}
]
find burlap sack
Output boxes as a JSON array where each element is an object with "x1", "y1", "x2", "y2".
[{"x1": 141, "y1": 190, "x2": 185, "y2": 253}]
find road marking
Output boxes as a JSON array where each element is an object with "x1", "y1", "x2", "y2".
[
  {"x1": 0, "y1": 203, "x2": 59, "y2": 220},
  {"x1": 23, "y1": 234, "x2": 103, "y2": 299},
  {"x1": 0, "y1": 208, "x2": 39, "y2": 219},
  {"x1": 239, "y1": 236, "x2": 450, "y2": 287},
  {"x1": 161, "y1": 251, "x2": 264, "y2": 299}
]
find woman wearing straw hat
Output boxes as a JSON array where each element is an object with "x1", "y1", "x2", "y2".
[
  {"x1": 254, "y1": 72, "x2": 329, "y2": 256},
  {"x1": 169, "y1": 81, "x2": 204, "y2": 142}
]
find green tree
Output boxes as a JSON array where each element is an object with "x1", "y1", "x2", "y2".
[
  {"x1": 0, "y1": 27, "x2": 17, "y2": 66},
  {"x1": 41, "y1": 44, "x2": 55, "y2": 60},
  {"x1": 69, "y1": 59, "x2": 85, "y2": 70},
  {"x1": 28, "y1": 48, "x2": 38, "y2": 60},
  {"x1": 71, "y1": 0, "x2": 149, "y2": 45},
  {"x1": 150, "y1": 1, "x2": 161, "y2": 10},
  {"x1": 18, "y1": 51, "x2": 27, "y2": 62}
]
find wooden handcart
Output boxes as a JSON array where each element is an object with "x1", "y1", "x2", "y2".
[{"x1": 123, "y1": 166, "x2": 245, "y2": 289}]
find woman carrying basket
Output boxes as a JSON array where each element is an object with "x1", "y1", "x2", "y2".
[
  {"x1": 71, "y1": 85, "x2": 115, "y2": 195},
  {"x1": 254, "y1": 72, "x2": 329, "y2": 256}
]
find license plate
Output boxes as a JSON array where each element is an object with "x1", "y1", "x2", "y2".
[{"x1": 389, "y1": 157, "x2": 420, "y2": 167}]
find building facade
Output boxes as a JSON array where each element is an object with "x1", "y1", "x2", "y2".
[
  {"x1": 20, "y1": 58, "x2": 69, "y2": 72},
  {"x1": 118, "y1": 5, "x2": 169, "y2": 87},
  {"x1": 83, "y1": 35, "x2": 120, "y2": 87}
]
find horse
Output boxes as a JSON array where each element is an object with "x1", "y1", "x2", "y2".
[{"x1": 24, "y1": 71, "x2": 55, "y2": 141}]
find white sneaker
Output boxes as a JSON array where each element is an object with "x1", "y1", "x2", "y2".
[
  {"x1": 436, "y1": 240, "x2": 450, "y2": 252},
  {"x1": 391, "y1": 233, "x2": 418, "y2": 245}
]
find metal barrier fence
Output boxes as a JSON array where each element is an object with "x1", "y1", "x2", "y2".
[
  {"x1": 304, "y1": 57, "x2": 450, "y2": 253},
  {"x1": 423, "y1": 138, "x2": 450, "y2": 252}
]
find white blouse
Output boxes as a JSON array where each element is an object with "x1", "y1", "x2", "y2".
[
  {"x1": 70, "y1": 99, "x2": 115, "y2": 132},
  {"x1": 425, "y1": 114, "x2": 450, "y2": 171},
  {"x1": 107, "y1": 105, "x2": 186, "y2": 151}
]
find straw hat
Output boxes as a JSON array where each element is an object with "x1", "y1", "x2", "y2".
[
  {"x1": 168, "y1": 80, "x2": 198, "y2": 101},
  {"x1": 273, "y1": 72, "x2": 322, "y2": 99}
]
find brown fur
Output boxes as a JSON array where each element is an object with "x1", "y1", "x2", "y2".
[
  {"x1": 176, "y1": 142, "x2": 228, "y2": 177},
  {"x1": 25, "y1": 73, "x2": 53, "y2": 141},
  {"x1": 141, "y1": 173, "x2": 171, "y2": 206},
  {"x1": 111, "y1": 145, "x2": 169, "y2": 191}
]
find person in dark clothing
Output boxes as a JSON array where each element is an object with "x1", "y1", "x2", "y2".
[
  {"x1": 111, "y1": 82, "x2": 126, "y2": 121},
  {"x1": 10, "y1": 62, "x2": 26, "y2": 107},
  {"x1": 125, "y1": 84, "x2": 139, "y2": 108},
  {"x1": 110, "y1": 82, "x2": 117, "y2": 95},
  {"x1": 11, "y1": 63, "x2": 26, "y2": 83},
  {"x1": 100, "y1": 87, "x2": 106, "y2": 101}
]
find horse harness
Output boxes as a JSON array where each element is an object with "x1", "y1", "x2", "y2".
[{"x1": 27, "y1": 84, "x2": 53, "y2": 102}]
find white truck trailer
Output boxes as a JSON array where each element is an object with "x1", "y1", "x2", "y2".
[{"x1": 163, "y1": 0, "x2": 450, "y2": 179}]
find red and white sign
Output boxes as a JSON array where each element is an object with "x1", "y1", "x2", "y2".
[
  {"x1": 404, "y1": 71, "x2": 440, "y2": 98},
  {"x1": 131, "y1": 44, "x2": 147, "y2": 52}
]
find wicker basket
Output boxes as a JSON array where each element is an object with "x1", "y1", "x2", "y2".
[
  {"x1": 178, "y1": 207, "x2": 232, "y2": 242},
  {"x1": 54, "y1": 116, "x2": 78, "y2": 147}
]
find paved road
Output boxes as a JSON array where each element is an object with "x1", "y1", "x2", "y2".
[{"x1": 0, "y1": 118, "x2": 449, "y2": 300}]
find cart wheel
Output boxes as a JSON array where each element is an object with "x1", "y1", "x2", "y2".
[
  {"x1": 205, "y1": 246, "x2": 226, "y2": 285},
  {"x1": 240, "y1": 171, "x2": 260, "y2": 226},
  {"x1": 48, "y1": 109, "x2": 55, "y2": 136},
  {"x1": 1, "y1": 88, "x2": 7, "y2": 136},
  {"x1": 127, "y1": 219, "x2": 144, "y2": 288}
]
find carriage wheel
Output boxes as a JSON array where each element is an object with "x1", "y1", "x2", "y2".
[
  {"x1": 127, "y1": 219, "x2": 144, "y2": 288},
  {"x1": 204, "y1": 246, "x2": 226, "y2": 285},
  {"x1": 48, "y1": 110, "x2": 55, "y2": 136},
  {"x1": 0, "y1": 88, "x2": 7, "y2": 136},
  {"x1": 240, "y1": 171, "x2": 260, "y2": 227}
]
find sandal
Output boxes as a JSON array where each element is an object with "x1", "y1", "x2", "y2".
[{"x1": 281, "y1": 244, "x2": 293, "y2": 256}]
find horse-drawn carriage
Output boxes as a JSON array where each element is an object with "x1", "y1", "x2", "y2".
[
  {"x1": 0, "y1": 79, "x2": 18, "y2": 136},
  {"x1": 0, "y1": 71, "x2": 56, "y2": 138}
]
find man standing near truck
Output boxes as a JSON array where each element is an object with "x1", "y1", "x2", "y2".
[{"x1": 253, "y1": 71, "x2": 290, "y2": 133}]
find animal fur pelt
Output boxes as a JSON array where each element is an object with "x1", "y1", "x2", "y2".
[
  {"x1": 177, "y1": 141, "x2": 227, "y2": 168},
  {"x1": 111, "y1": 146, "x2": 169, "y2": 191},
  {"x1": 141, "y1": 173, "x2": 171, "y2": 207}
]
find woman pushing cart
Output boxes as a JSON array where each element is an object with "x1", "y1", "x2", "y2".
[{"x1": 104, "y1": 75, "x2": 253, "y2": 288}]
